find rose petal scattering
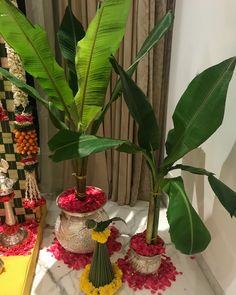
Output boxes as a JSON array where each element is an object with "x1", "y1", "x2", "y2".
[
  {"x1": 118, "y1": 249, "x2": 182, "y2": 294},
  {"x1": 0, "y1": 219, "x2": 38, "y2": 256},
  {"x1": 57, "y1": 186, "x2": 106, "y2": 213},
  {"x1": 47, "y1": 226, "x2": 122, "y2": 270},
  {"x1": 130, "y1": 231, "x2": 166, "y2": 256}
]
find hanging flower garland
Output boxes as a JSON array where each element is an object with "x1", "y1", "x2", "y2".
[
  {"x1": 0, "y1": 101, "x2": 8, "y2": 121},
  {"x1": 5, "y1": 27, "x2": 45, "y2": 215}
]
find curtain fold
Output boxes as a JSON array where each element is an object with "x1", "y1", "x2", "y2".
[{"x1": 25, "y1": 0, "x2": 175, "y2": 204}]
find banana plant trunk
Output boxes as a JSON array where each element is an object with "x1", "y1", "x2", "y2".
[
  {"x1": 73, "y1": 157, "x2": 88, "y2": 199},
  {"x1": 146, "y1": 187, "x2": 161, "y2": 244}
]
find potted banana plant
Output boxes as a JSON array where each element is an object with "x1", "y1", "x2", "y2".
[
  {"x1": 49, "y1": 54, "x2": 236, "y2": 273},
  {"x1": 0, "y1": 0, "x2": 174, "y2": 254}
]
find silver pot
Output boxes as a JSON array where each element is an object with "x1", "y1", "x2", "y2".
[
  {"x1": 55, "y1": 206, "x2": 109, "y2": 254},
  {"x1": 128, "y1": 249, "x2": 162, "y2": 274}
]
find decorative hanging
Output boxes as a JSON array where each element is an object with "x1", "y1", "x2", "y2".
[
  {"x1": 0, "y1": 101, "x2": 8, "y2": 121},
  {"x1": 5, "y1": 32, "x2": 45, "y2": 221}
]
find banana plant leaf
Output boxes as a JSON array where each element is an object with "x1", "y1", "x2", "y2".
[
  {"x1": 75, "y1": 0, "x2": 131, "y2": 131},
  {"x1": 0, "y1": 0, "x2": 74, "y2": 112},
  {"x1": 111, "y1": 57, "x2": 159, "y2": 150},
  {"x1": 48, "y1": 102, "x2": 68, "y2": 130},
  {"x1": 57, "y1": 5, "x2": 85, "y2": 95},
  {"x1": 162, "y1": 177, "x2": 211, "y2": 254},
  {"x1": 164, "y1": 57, "x2": 236, "y2": 167},
  {"x1": 168, "y1": 164, "x2": 213, "y2": 177},
  {"x1": 0, "y1": 67, "x2": 48, "y2": 107},
  {"x1": 208, "y1": 175, "x2": 236, "y2": 217},
  {"x1": 91, "y1": 11, "x2": 174, "y2": 135},
  {"x1": 0, "y1": 67, "x2": 68, "y2": 130},
  {"x1": 86, "y1": 217, "x2": 126, "y2": 232},
  {"x1": 48, "y1": 130, "x2": 141, "y2": 162}
]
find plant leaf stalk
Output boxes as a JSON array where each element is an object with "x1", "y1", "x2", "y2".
[{"x1": 143, "y1": 151, "x2": 162, "y2": 244}]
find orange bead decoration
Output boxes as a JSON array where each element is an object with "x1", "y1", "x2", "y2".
[{"x1": 13, "y1": 129, "x2": 39, "y2": 156}]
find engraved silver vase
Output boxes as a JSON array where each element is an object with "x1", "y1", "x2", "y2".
[
  {"x1": 128, "y1": 249, "x2": 162, "y2": 274},
  {"x1": 55, "y1": 204, "x2": 109, "y2": 254}
]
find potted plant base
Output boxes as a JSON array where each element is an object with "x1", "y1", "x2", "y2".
[
  {"x1": 118, "y1": 232, "x2": 182, "y2": 293},
  {"x1": 55, "y1": 186, "x2": 109, "y2": 254},
  {"x1": 128, "y1": 231, "x2": 165, "y2": 274}
]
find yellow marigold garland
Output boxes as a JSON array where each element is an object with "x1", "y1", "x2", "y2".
[
  {"x1": 80, "y1": 263, "x2": 122, "y2": 295},
  {"x1": 91, "y1": 228, "x2": 111, "y2": 244}
]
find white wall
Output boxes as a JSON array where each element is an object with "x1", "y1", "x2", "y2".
[{"x1": 167, "y1": 1, "x2": 236, "y2": 294}]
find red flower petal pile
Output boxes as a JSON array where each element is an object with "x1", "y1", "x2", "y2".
[
  {"x1": 117, "y1": 231, "x2": 182, "y2": 294},
  {"x1": 130, "y1": 231, "x2": 165, "y2": 256},
  {"x1": 57, "y1": 186, "x2": 106, "y2": 213},
  {"x1": 118, "y1": 250, "x2": 182, "y2": 294},
  {"x1": 0, "y1": 220, "x2": 38, "y2": 256},
  {"x1": 0, "y1": 105, "x2": 8, "y2": 121},
  {"x1": 22, "y1": 197, "x2": 46, "y2": 209},
  {"x1": 15, "y1": 114, "x2": 33, "y2": 123},
  {"x1": 0, "y1": 192, "x2": 15, "y2": 203},
  {"x1": 47, "y1": 226, "x2": 121, "y2": 270}
]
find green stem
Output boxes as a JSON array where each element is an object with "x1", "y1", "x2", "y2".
[
  {"x1": 144, "y1": 151, "x2": 161, "y2": 244},
  {"x1": 146, "y1": 193, "x2": 155, "y2": 244},
  {"x1": 89, "y1": 243, "x2": 114, "y2": 288},
  {"x1": 72, "y1": 157, "x2": 88, "y2": 199},
  {"x1": 152, "y1": 196, "x2": 161, "y2": 243}
]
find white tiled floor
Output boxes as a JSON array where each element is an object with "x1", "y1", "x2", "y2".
[{"x1": 31, "y1": 200, "x2": 215, "y2": 295}]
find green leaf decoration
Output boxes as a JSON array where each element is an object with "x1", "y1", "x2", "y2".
[
  {"x1": 48, "y1": 130, "x2": 140, "y2": 162},
  {"x1": 86, "y1": 217, "x2": 126, "y2": 232},
  {"x1": 0, "y1": 0, "x2": 74, "y2": 111},
  {"x1": 208, "y1": 175, "x2": 236, "y2": 217},
  {"x1": 169, "y1": 164, "x2": 213, "y2": 177},
  {"x1": 0, "y1": 67, "x2": 48, "y2": 107},
  {"x1": 162, "y1": 177, "x2": 211, "y2": 254},
  {"x1": 128, "y1": 10, "x2": 174, "y2": 73},
  {"x1": 111, "y1": 57, "x2": 159, "y2": 150},
  {"x1": 91, "y1": 11, "x2": 174, "y2": 135},
  {"x1": 48, "y1": 102, "x2": 68, "y2": 130},
  {"x1": 57, "y1": 5, "x2": 85, "y2": 95},
  {"x1": 75, "y1": 0, "x2": 131, "y2": 131},
  {"x1": 164, "y1": 57, "x2": 236, "y2": 167}
]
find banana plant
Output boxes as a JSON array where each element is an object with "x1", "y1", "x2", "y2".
[
  {"x1": 0, "y1": 0, "x2": 174, "y2": 198},
  {"x1": 49, "y1": 56, "x2": 236, "y2": 254}
]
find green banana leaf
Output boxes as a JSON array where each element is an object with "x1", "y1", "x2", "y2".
[
  {"x1": 111, "y1": 57, "x2": 159, "y2": 150},
  {"x1": 48, "y1": 102, "x2": 68, "y2": 130},
  {"x1": 86, "y1": 217, "x2": 126, "y2": 232},
  {"x1": 48, "y1": 130, "x2": 141, "y2": 162},
  {"x1": 164, "y1": 57, "x2": 236, "y2": 167},
  {"x1": 0, "y1": 67, "x2": 48, "y2": 107},
  {"x1": 168, "y1": 164, "x2": 213, "y2": 177},
  {"x1": 0, "y1": 0, "x2": 74, "y2": 112},
  {"x1": 91, "y1": 11, "x2": 174, "y2": 135},
  {"x1": 162, "y1": 177, "x2": 211, "y2": 254},
  {"x1": 75, "y1": 0, "x2": 131, "y2": 131},
  {"x1": 208, "y1": 175, "x2": 236, "y2": 217},
  {"x1": 57, "y1": 5, "x2": 85, "y2": 95},
  {"x1": 0, "y1": 67, "x2": 68, "y2": 130}
]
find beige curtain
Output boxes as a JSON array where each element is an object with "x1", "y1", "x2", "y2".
[{"x1": 25, "y1": 0, "x2": 175, "y2": 204}]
